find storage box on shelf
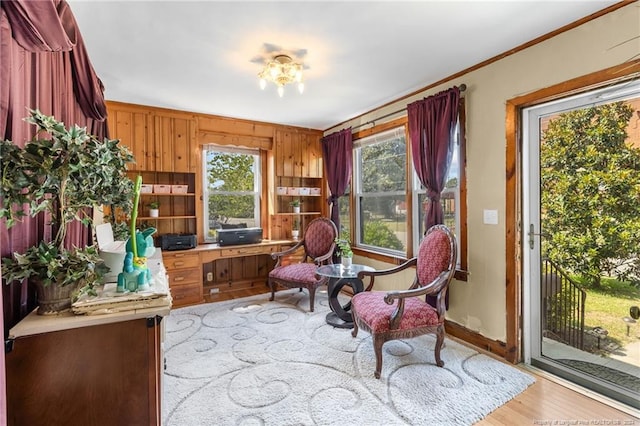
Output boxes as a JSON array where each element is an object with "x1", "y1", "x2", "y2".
[
  {"x1": 171, "y1": 184, "x2": 188, "y2": 194},
  {"x1": 272, "y1": 177, "x2": 324, "y2": 240},
  {"x1": 128, "y1": 171, "x2": 197, "y2": 240},
  {"x1": 153, "y1": 184, "x2": 171, "y2": 194}
]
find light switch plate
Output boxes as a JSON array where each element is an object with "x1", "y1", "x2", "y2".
[{"x1": 483, "y1": 209, "x2": 499, "y2": 225}]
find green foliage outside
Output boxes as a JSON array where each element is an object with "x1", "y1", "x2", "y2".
[
  {"x1": 361, "y1": 137, "x2": 406, "y2": 193},
  {"x1": 360, "y1": 135, "x2": 405, "y2": 219},
  {"x1": 206, "y1": 152, "x2": 256, "y2": 226},
  {"x1": 541, "y1": 102, "x2": 640, "y2": 287},
  {"x1": 362, "y1": 220, "x2": 404, "y2": 251},
  {"x1": 573, "y1": 276, "x2": 640, "y2": 351},
  {"x1": 357, "y1": 135, "x2": 407, "y2": 249}
]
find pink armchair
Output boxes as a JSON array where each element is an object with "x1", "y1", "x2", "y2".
[
  {"x1": 268, "y1": 217, "x2": 338, "y2": 312},
  {"x1": 351, "y1": 224, "x2": 457, "y2": 378}
]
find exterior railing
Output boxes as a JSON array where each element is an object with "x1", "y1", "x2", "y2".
[{"x1": 541, "y1": 258, "x2": 587, "y2": 350}]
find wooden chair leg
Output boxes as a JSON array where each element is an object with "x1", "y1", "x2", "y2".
[
  {"x1": 308, "y1": 286, "x2": 316, "y2": 312},
  {"x1": 373, "y1": 335, "x2": 384, "y2": 379},
  {"x1": 268, "y1": 280, "x2": 275, "y2": 301},
  {"x1": 351, "y1": 319, "x2": 359, "y2": 337},
  {"x1": 434, "y1": 326, "x2": 445, "y2": 367}
]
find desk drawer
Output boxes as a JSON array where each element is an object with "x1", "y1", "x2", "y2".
[
  {"x1": 163, "y1": 252, "x2": 200, "y2": 270},
  {"x1": 220, "y1": 245, "x2": 277, "y2": 258},
  {"x1": 167, "y1": 267, "x2": 201, "y2": 286},
  {"x1": 170, "y1": 282, "x2": 202, "y2": 307}
]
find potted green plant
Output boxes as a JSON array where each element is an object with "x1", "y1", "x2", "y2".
[
  {"x1": 148, "y1": 201, "x2": 160, "y2": 217},
  {"x1": 290, "y1": 199, "x2": 301, "y2": 213},
  {"x1": 335, "y1": 231, "x2": 353, "y2": 269},
  {"x1": 1, "y1": 110, "x2": 134, "y2": 314}
]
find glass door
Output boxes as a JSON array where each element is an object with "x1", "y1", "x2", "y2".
[{"x1": 523, "y1": 79, "x2": 640, "y2": 409}]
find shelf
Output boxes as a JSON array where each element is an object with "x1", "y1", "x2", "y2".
[{"x1": 277, "y1": 194, "x2": 321, "y2": 197}]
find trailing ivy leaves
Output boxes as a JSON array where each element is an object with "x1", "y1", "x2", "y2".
[
  {"x1": 1, "y1": 109, "x2": 134, "y2": 245},
  {"x1": 1, "y1": 242, "x2": 108, "y2": 296},
  {"x1": 0, "y1": 109, "x2": 134, "y2": 296}
]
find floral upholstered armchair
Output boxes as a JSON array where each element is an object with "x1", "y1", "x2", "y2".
[
  {"x1": 268, "y1": 217, "x2": 338, "y2": 312},
  {"x1": 351, "y1": 224, "x2": 457, "y2": 379}
]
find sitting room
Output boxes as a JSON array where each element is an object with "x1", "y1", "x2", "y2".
[{"x1": 1, "y1": 1, "x2": 639, "y2": 424}]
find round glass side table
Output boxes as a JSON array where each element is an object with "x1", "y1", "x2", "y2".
[{"x1": 316, "y1": 263, "x2": 374, "y2": 328}]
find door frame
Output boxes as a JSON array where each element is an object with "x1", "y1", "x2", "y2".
[{"x1": 503, "y1": 59, "x2": 640, "y2": 364}]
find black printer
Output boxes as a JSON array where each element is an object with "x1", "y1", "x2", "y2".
[
  {"x1": 217, "y1": 227, "x2": 263, "y2": 246},
  {"x1": 160, "y1": 233, "x2": 197, "y2": 251}
]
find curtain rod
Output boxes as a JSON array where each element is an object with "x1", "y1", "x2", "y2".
[{"x1": 350, "y1": 83, "x2": 466, "y2": 132}]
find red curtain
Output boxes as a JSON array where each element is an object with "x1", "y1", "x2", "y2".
[
  {"x1": 321, "y1": 128, "x2": 353, "y2": 232},
  {"x1": 407, "y1": 87, "x2": 460, "y2": 309},
  {"x1": 1, "y1": 0, "x2": 108, "y2": 331},
  {"x1": 407, "y1": 86, "x2": 460, "y2": 232}
]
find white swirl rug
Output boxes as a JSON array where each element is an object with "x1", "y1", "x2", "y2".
[{"x1": 163, "y1": 289, "x2": 534, "y2": 425}]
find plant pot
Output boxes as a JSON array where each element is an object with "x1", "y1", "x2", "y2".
[
  {"x1": 293, "y1": 206, "x2": 300, "y2": 214},
  {"x1": 341, "y1": 256, "x2": 352, "y2": 269},
  {"x1": 149, "y1": 208, "x2": 159, "y2": 218},
  {"x1": 291, "y1": 230, "x2": 300, "y2": 240},
  {"x1": 31, "y1": 278, "x2": 79, "y2": 315}
]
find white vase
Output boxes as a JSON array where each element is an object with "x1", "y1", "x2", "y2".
[
  {"x1": 291, "y1": 230, "x2": 299, "y2": 240},
  {"x1": 293, "y1": 206, "x2": 300, "y2": 214},
  {"x1": 149, "y1": 209, "x2": 159, "y2": 218},
  {"x1": 341, "y1": 256, "x2": 352, "y2": 269}
]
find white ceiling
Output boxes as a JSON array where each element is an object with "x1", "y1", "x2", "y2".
[{"x1": 68, "y1": 1, "x2": 618, "y2": 130}]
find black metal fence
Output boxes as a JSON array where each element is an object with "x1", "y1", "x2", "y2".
[{"x1": 541, "y1": 258, "x2": 587, "y2": 350}]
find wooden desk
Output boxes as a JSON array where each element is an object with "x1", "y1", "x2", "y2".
[{"x1": 162, "y1": 240, "x2": 293, "y2": 307}]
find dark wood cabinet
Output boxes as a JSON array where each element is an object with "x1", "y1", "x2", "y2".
[{"x1": 6, "y1": 310, "x2": 167, "y2": 426}]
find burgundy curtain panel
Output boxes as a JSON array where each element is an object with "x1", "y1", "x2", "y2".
[
  {"x1": 1, "y1": 0, "x2": 108, "y2": 331},
  {"x1": 321, "y1": 128, "x2": 353, "y2": 232},
  {"x1": 407, "y1": 86, "x2": 460, "y2": 231},
  {"x1": 408, "y1": 87, "x2": 460, "y2": 309}
]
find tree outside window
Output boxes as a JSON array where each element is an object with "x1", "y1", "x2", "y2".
[
  {"x1": 414, "y1": 129, "x2": 461, "y2": 266},
  {"x1": 203, "y1": 146, "x2": 261, "y2": 242},
  {"x1": 354, "y1": 128, "x2": 406, "y2": 254}
]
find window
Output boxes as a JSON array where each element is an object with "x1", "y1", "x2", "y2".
[
  {"x1": 412, "y1": 119, "x2": 462, "y2": 268},
  {"x1": 354, "y1": 127, "x2": 407, "y2": 255},
  {"x1": 338, "y1": 185, "x2": 351, "y2": 237},
  {"x1": 346, "y1": 102, "x2": 466, "y2": 274},
  {"x1": 202, "y1": 146, "x2": 261, "y2": 242}
]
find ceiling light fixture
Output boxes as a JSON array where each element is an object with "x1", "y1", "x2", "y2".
[{"x1": 258, "y1": 54, "x2": 304, "y2": 98}]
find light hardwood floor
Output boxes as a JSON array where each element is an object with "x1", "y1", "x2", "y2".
[{"x1": 204, "y1": 285, "x2": 640, "y2": 424}]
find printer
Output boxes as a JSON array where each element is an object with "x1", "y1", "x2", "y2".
[
  {"x1": 160, "y1": 233, "x2": 197, "y2": 251},
  {"x1": 217, "y1": 227, "x2": 263, "y2": 246}
]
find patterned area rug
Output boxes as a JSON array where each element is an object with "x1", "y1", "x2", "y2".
[{"x1": 163, "y1": 290, "x2": 535, "y2": 425}]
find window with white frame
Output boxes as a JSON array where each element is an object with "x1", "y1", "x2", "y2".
[
  {"x1": 202, "y1": 145, "x2": 261, "y2": 242},
  {"x1": 354, "y1": 127, "x2": 407, "y2": 255}
]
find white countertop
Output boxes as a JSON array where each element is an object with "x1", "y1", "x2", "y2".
[{"x1": 9, "y1": 249, "x2": 172, "y2": 339}]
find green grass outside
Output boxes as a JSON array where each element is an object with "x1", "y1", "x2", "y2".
[{"x1": 574, "y1": 276, "x2": 640, "y2": 348}]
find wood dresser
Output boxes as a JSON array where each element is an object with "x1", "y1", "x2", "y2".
[{"x1": 6, "y1": 303, "x2": 170, "y2": 425}]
